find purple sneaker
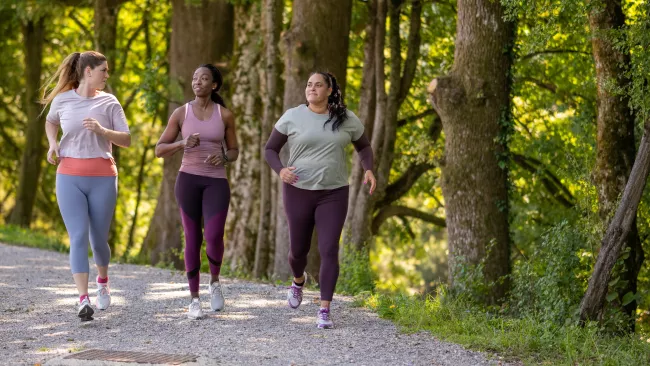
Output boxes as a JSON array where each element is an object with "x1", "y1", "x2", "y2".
[
  {"x1": 287, "y1": 283, "x2": 303, "y2": 309},
  {"x1": 317, "y1": 308, "x2": 334, "y2": 329}
]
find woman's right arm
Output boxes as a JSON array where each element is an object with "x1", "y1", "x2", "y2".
[
  {"x1": 155, "y1": 107, "x2": 193, "y2": 158},
  {"x1": 45, "y1": 121, "x2": 60, "y2": 165}
]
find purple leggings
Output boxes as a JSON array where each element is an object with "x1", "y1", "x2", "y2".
[
  {"x1": 175, "y1": 172, "x2": 230, "y2": 293},
  {"x1": 283, "y1": 183, "x2": 349, "y2": 301}
]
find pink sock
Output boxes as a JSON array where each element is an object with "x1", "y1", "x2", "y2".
[
  {"x1": 97, "y1": 275, "x2": 108, "y2": 284},
  {"x1": 79, "y1": 294, "x2": 89, "y2": 303}
]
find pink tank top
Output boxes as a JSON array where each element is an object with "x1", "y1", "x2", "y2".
[{"x1": 179, "y1": 102, "x2": 227, "y2": 179}]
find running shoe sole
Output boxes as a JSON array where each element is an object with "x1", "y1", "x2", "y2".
[{"x1": 78, "y1": 304, "x2": 94, "y2": 322}]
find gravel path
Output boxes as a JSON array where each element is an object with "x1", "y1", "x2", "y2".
[{"x1": 0, "y1": 243, "x2": 506, "y2": 365}]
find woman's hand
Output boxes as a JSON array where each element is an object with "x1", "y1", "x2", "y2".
[
  {"x1": 280, "y1": 167, "x2": 299, "y2": 184},
  {"x1": 183, "y1": 133, "x2": 200, "y2": 148},
  {"x1": 364, "y1": 170, "x2": 376, "y2": 195},
  {"x1": 82, "y1": 118, "x2": 106, "y2": 135},
  {"x1": 205, "y1": 153, "x2": 225, "y2": 166},
  {"x1": 47, "y1": 144, "x2": 60, "y2": 165}
]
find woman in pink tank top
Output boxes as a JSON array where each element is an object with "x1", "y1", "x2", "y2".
[{"x1": 155, "y1": 64, "x2": 239, "y2": 319}]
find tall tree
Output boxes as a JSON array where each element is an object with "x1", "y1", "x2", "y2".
[
  {"x1": 584, "y1": 0, "x2": 644, "y2": 331},
  {"x1": 428, "y1": 0, "x2": 515, "y2": 304},
  {"x1": 253, "y1": 0, "x2": 283, "y2": 279},
  {"x1": 94, "y1": 0, "x2": 123, "y2": 252},
  {"x1": 225, "y1": 0, "x2": 264, "y2": 273},
  {"x1": 7, "y1": 15, "x2": 46, "y2": 227},
  {"x1": 346, "y1": 0, "x2": 425, "y2": 249},
  {"x1": 273, "y1": 0, "x2": 353, "y2": 280},
  {"x1": 141, "y1": 0, "x2": 234, "y2": 268}
]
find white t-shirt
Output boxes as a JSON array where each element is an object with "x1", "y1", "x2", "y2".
[{"x1": 46, "y1": 89, "x2": 130, "y2": 159}]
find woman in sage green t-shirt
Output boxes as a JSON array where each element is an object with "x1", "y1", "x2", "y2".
[{"x1": 265, "y1": 71, "x2": 376, "y2": 329}]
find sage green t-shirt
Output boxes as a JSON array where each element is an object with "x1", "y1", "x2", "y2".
[{"x1": 275, "y1": 104, "x2": 365, "y2": 190}]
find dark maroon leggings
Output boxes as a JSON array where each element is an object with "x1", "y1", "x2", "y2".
[
  {"x1": 175, "y1": 172, "x2": 230, "y2": 293},
  {"x1": 283, "y1": 183, "x2": 349, "y2": 301}
]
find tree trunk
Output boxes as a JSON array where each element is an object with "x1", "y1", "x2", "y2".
[
  {"x1": 345, "y1": 0, "x2": 377, "y2": 247},
  {"x1": 253, "y1": 0, "x2": 284, "y2": 279},
  {"x1": 7, "y1": 17, "x2": 46, "y2": 227},
  {"x1": 588, "y1": 0, "x2": 643, "y2": 331},
  {"x1": 225, "y1": 1, "x2": 265, "y2": 274},
  {"x1": 580, "y1": 121, "x2": 650, "y2": 326},
  {"x1": 428, "y1": 0, "x2": 515, "y2": 305},
  {"x1": 94, "y1": 0, "x2": 122, "y2": 253},
  {"x1": 346, "y1": 0, "x2": 423, "y2": 250},
  {"x1": 273, "y1": 0, "x2": 353, "y2": 281},
  {"x1": 141, "y1": 0, "x2": 234, "y2": 268}
]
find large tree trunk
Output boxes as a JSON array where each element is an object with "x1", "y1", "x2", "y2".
[
  {"x1": 345, "y1": 0, "x2": 377, "y2": 247},
  {"x1": 346, "y1": 0, "x2": 423, "y2": 250},
  {"x1": 7, "y1": 17, "x2": 46, "y2": 227},
  {"x1": 588, "y1": 0, "x2": 643, "y2": 331},
  {"x1": 94, "y1": 0, "x2": 122, "y2": 253},
  {"x1": 225, "y1": 1, "x2": 265, "y2": 274},
  {"x1": 253, "y1": 0, "x2": 284, "y2": 279},
  {"x1": 273, "y1": 0, "x2": 353, "y2": 282},
  {"x1": 428, "y1": 0, "x2": 515, "y2": 305},
  {"x1": 141, "y1": 0, "x2": 234, "y2": 268},
  {"x1": 580, "y1": 121, "x2": 650, "y2": 326}
]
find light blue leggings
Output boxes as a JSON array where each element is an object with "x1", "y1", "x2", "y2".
[{"x1": 56, "y1": 174, "x2": 117, "y2": 274}]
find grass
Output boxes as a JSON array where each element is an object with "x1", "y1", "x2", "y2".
[
  {"x1": 357, "y1": 293, "x2": 650, "y2": 365},
  {"x1": 0, "y1": 225, "x2": 68, "y2": 253}
]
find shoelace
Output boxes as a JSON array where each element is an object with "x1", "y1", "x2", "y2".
[
  {"x1": 211, "y1": 284, "x2": 221, "y2": 295},
  {"x1": 98, "y1": 286, "x2": 109, "y2": 296},
  {"x1": 190, "y1": 302, "x2": 200, "y2": 311},
  {"x1": 319, "y1": 310, "x2": 330, "y2": 321},
  {"x1": 291, "y1": 286, "x2": 303, "y2": 302}
]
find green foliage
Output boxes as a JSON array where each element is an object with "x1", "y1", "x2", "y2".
[
  {"x1": 0, "y1": 224, "x2": 67, "y2": 253},
  {"x1": 360, "y1": 292, "x2": 650, "y2": 365},
  {"x1": 510, "y1": 220, "x2": 592, "y2": 325},
  {"x1": 338, "y1": 245, "x2": 376, "y2": 295}
]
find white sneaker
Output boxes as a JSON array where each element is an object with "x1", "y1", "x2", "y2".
[
  {"x1": 287, "y1": 273, "x2": 306, "y2": 309},
  {"x1": 78, "y1": 297, "x2": 94, "y2": 321},
  {"x1": 95, "y1": 279, "x2": 111, "y2": 310},
  {"x1": 187, "y1": 298, "x2": 203, "y2": 320},
  {"x1": 317, "y1": 308, "x2": 334, "y2": 329},
  {"x1": 208, "y1": 281, "x2": 225, "y2": 311}
]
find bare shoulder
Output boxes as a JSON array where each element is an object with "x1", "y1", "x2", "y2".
[
  {"x1": 220, "y1": 106, "x2": 235, "y2": 124},
  {"x1": 169, "y1": 104, "x2": 188, "y2": 126}
]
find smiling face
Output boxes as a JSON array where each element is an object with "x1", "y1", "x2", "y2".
[
  {"x1": 305, "y1": 73, "x2": 332, "y2": 105},
  {"x1": 192, "y1": 67, "x2": 217, "y2": 98},
  {"x1": 85, "y1": 61, "x2": 109, "y2": 90}
]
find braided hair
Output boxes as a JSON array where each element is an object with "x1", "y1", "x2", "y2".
[
  {"x1": 308, "y1": 71, "x2": 348, "y2": 131},
  {"x1": 198, "y1": 63, "x2": 226, "y2": 108}
]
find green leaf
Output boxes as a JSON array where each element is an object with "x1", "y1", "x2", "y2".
[
  {"x1": 608, "y1": 277, "x2": 619, "y2": 287},
  {"x1": 622, "y1": 292, "x2": 635, "y2": 306},
  {"x1": 606, "y1": 292, "x2": 618, "y2": 302}
]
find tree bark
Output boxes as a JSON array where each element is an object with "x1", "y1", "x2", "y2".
[
  {"x1": 428, "y1": 0, "x2": 515, "y2": 304},
  {"x1": 587, "y1": 0, "x2": 643, "y2": 331},
  {"x1": 273, "y1": 0, "x2": 353, "y2": 281},
  {"x1": 224, "y1": 1, "x2": 264, "y2": 274},
  {"x1": 141, "y1": 0, "x2": 234, "y2": 269},
  {"x1": 93, "y1": 0, "x2": 122, "y2": 253},
  {"x1": 580, "y1": 121, "x2": 650, "y2": 326},
  {"x1": 7, "y1": 16, "x2": 46, "y2": 227},
  {"x1": 253, "y1": 0, "x2": 283, "y2": 279},
  {"x1": 346, "y1": 0, "x2": 423, "y2": 250}
]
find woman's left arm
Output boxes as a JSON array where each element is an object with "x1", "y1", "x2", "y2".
[
  {"x1": 352, "y1": 132, "x2": 376, "y2": 195},
  {"x1": 83, "y1": 118, "x2": 131, "y2": 147}
]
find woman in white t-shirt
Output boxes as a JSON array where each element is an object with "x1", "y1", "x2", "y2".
[{"x1": 42, "y1": 51, "x2": 131, "y2": 321}]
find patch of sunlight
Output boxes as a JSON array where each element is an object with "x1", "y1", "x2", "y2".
[
  {"x1": 289, "y1": 316, "x2": 315, "y2": 324},
  {"x1": 38, "y1": 285, "x2": 79, "y2": 296},
  {"x1": 218, "y1": 313, "x2": 257, "y2": 321},
  {"x1": 142, "y1": 290, "x2": 186, "y2": 301},
  {"x1": 0, "y1": 266, "x2": 15, "y2": 270},
  {"x1": 229, "y1": 298, "x2": 282, "y2": 308},
  {"x1": 31, "y1": 322, "x2": 67, "y2": 330},
  {"x1": 148, "y1": 282, "x2": 186, "y2": 291},
  {"x1": 44, "y1": 331, "x2": 70, "y2": 337}
]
